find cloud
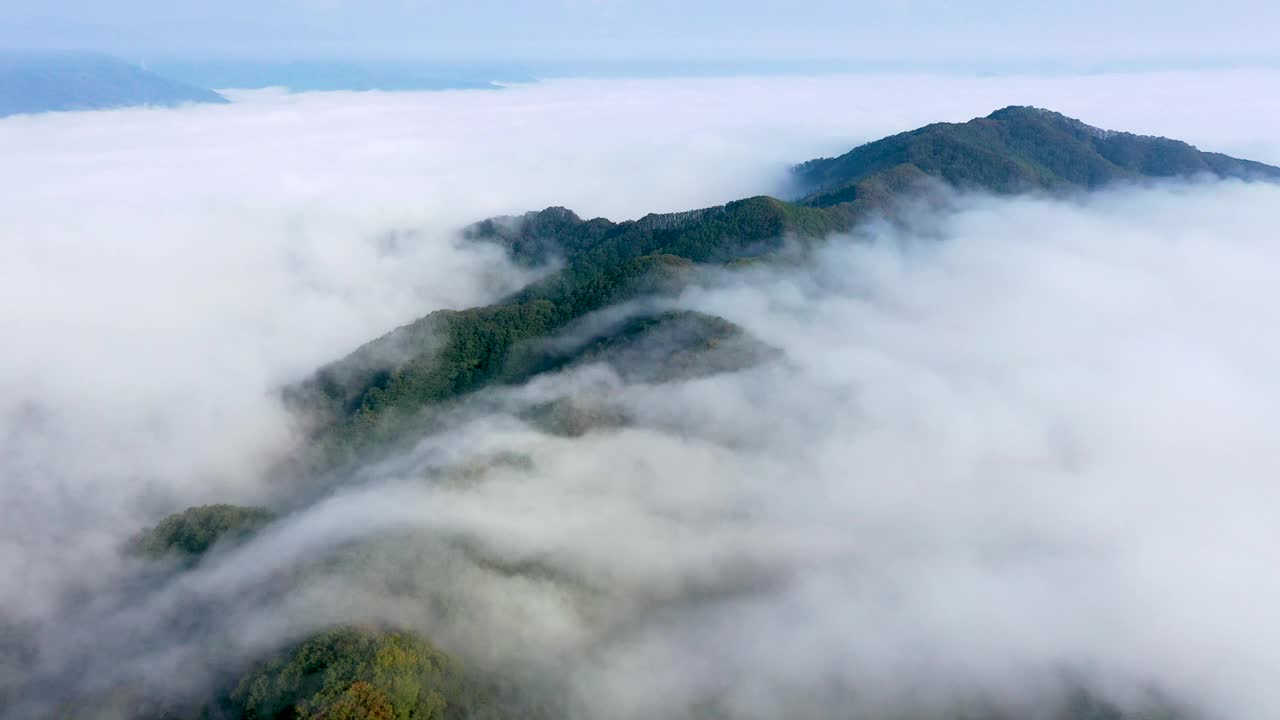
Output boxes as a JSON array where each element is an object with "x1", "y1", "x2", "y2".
[
  {"x1": 660, "y1": 182, "x2": 1280, "y2": 718},
  {"x1": 1, "y1": 72, "x2": 1278, "y2": 718},
  {"x1": 311, "y1": 180, "x2": 1280, "y2": 720},
  {"x1": 15, "y1": 180, "x2": 1280, "y2": 719}
]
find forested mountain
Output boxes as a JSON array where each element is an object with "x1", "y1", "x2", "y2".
[
  {"x1": 45, "y1": 109, "x2": 1276, "y2": 720},
  {"x1": 0, "y1": 52, "x2": 227, "y2": 117},
  {"x1": 290, "y1": 107, "x2": 1279, "y2": 465},
  {"x1": 793, "y1": 105, "x2": 1280, "y2": 206}
]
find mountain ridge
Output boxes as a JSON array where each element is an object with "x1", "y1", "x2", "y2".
[
  {"x1": 793, "y1": 105, "x2": 1279, "y2": 206},
  {"x1": 291, "y1": 107, "x2": 1278, "y2": 464}
]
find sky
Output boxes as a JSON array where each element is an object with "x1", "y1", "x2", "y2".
[{"x1": 2, "y1": 0, "x2": 1279, "y2": 71}]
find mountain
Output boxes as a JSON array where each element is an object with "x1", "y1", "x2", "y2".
[
  {"x1": 0, "y1": 52, "x2": 228, "y2": 118},
  {"x1": 794, "y1": 105, "x2": 1280, "y2": 206},
  {"x1": 290, "y1": 107, "x2": 1279, "y2": 464}
]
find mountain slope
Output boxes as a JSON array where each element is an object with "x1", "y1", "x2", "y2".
[
  {"x1": 292, "y1": 197, "x2": 840, "y2": 461},
  {"x1": 291, "y1": 108, "x2": 1279, "y2": 462},
  {"x1": 793, "y1": 105, "x2": 1280, "y2": 206},
  {"x1": 0, "y1": 52, "x2": 228, "y2": 118}
]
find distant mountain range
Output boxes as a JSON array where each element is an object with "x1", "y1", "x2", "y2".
[{"x1": 0, "y1": 52, "x2": 227, "y2": 117}]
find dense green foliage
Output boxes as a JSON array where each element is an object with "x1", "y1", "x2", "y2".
[
  {"x1": 793, "y1": 105, "x2": 1280, "y2": 206},
  {"x1": 506, "y1": 309, "x2": 773, "y2": 384},
  {"x1": 134, "y1": 505, "x2": 275, "y2": 559},
  {"x1": 227, "y1": 628, "x2": 488, "y2": 720},
  {"x1": 513, "y1": 309, "x2": 775, "y2": 435},
  {"x1": 292, "y1": 197, "x2": 838, "y2": 460}
]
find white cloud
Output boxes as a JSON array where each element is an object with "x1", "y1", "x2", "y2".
[
  {"x1": 0, "y1": 71, "x2": 1278, "y2": 718},
  {"x1": 79, "y1": 179, "x2": 1277, "y2": 720}
]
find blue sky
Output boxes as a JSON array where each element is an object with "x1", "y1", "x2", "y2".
[{"x1": 2, "y1": 0, "x2": 1277, "y2": 70}]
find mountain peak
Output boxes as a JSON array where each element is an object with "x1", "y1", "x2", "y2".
[
  {"x1": 986, "y1": 105, "x2": 1149, "y2": 141},
  {"x1": 986, "y1": 104, "x2": 1067, "y2": 121},
  {"x1": 794, "y1": 106, "x2": 1279, "y2": 206}
]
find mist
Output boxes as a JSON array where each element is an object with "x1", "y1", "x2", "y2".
[{"x1": 2, "y1": 72, "x2": 1279, "y2": 719}]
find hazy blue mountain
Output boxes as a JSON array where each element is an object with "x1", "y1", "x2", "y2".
[{"x1": 0, "y1": 52, "x2": 228, "y2": 117}]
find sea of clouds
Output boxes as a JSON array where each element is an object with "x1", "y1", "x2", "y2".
[{"x1": 2, "y1": 70, "x2": 1279, "y2": 719}]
